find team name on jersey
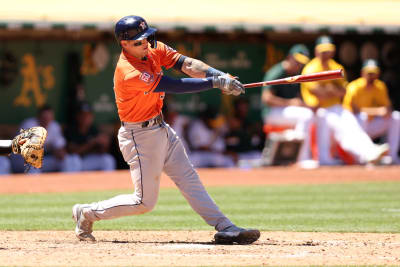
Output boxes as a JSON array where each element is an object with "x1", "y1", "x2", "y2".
[
  {"x1": 140, "y1": 72, "x2": 154, "y2": 83},
  {"x1": 143, "y1": 70, "x2": 164, "y2": 96}
]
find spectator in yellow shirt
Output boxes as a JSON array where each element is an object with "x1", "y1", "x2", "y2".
[
  {"x1": 301, "y1": 36, "x2": 388, "y2": 165},
  {"x1": 343, "y1": 59, "x2": 400, "y2": 164}
]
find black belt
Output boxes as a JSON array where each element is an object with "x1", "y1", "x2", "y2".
[{"x1": 121, "y1": 114, "x2": 163, "y2": 128}]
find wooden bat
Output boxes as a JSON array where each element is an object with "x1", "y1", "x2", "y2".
[{"x1": 243, "y1": 69, "x2": 344, "y2": 88}]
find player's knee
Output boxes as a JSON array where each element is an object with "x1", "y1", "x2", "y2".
[
  {"x1": 316, "y1": 108, "x2": 327, "y2": 119},
  {"x1": 140, "y1": 201, "x2": 157, "y2": 213},
  {"x1": 392, "y1": 110, "x2": 400, "y2": 121},
  {"x1": 138, "y1": 195, "x2": 158, "y2": 213},
  {"x1": 303, "y1": 108, "x2": 314, "y2": 122},
  {"x1": 359, "y1": 112, "x2": 368, "y2": 122}
]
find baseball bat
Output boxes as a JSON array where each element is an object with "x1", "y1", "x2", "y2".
[{"x1": 243, "y1": 69, "x2": 344, "y2": 88}]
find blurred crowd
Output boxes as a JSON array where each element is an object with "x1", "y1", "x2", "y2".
[
  {"x1": 1, "y1": 35, "x2": 399, "y2": 175},
  {"x1": 261, "y1": 36, "x2": 399, "y2": 168},
  {"x1": 0, "y1": 102, "x2": 116, "y2": 174}
]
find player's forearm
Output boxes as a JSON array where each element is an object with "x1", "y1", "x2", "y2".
[
  {"x1": 311, "y1": 84, "x2": 344, "y2": 99},
  {"x1": 330, "y1": 85, "x2": 346, "y2": 98},
  {"x1": 360, "y1": 107, "x2": 389, "y2": 116},
  {"x1": 154, "y1": 76, "x2": 214, "y2": 94},
  {"x1": 181, "y1": 57, "x2": 224, "y2": 78},
  {"x1": 262, "y1": 92, "x2": 295, "y2": 107}
]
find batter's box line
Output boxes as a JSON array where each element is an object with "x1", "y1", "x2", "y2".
[
  {"x1": 105, "y1": 240, "x2": 214, "y2": 245},
  {"x1": 101, "y1": 240, "x2": 263, "y2": 246}
]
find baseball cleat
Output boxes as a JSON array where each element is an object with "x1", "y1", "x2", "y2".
[
  {"x1": 366, "y1": 144, "x2": 389, "y2": 164},
  {"x1": 72, "y1": 204, "x2": 96, "y2": 242},
  {"x1": 214, "y1": 225, "x2": 260, "y2": 245}
]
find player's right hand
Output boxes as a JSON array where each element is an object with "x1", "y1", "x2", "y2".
[{"x1": 212, "y1": 74, "x2": 245, "y2": 96}]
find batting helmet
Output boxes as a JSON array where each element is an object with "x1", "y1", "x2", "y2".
[{"x1": 114, "y1": 15, "x2": 157, "y2": 48}]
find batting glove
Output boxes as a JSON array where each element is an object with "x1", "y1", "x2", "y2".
[{"x1": 212, "y1": 74, "x2": 245, "y2": 96}]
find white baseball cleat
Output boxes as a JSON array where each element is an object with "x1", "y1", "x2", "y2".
[
  {"x1": 366, "y1": 144, "x2": 389, "y2": 164},
  {"x1": 214, "y1": 225, "x2": 260, "y2": 245},
  {"x1": 72, "y1": 204, "x2": 96, "y2": 242}
]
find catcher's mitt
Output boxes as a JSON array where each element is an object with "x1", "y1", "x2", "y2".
[{"x1": 11, "y1": 126, "x2": 47, "y2": 169}]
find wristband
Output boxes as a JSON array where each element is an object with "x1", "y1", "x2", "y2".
[{"x1": 205, "y1": 67, "x2": 225, "y2": 77}]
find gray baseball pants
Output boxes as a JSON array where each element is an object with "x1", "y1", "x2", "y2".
[{"x1": 84, "y1": 120, "x2": 233, "y2": 231}]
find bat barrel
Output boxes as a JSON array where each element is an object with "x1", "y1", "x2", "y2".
[
  {"x1": 243, "y1": 69, "x2": 344, "y2": 88},
  {"x1": 298, "y1": 69, "x2": 343, "y2": 82}
]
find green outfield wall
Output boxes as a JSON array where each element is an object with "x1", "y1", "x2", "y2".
[{"x1": 1, "y1": 31, "x2": 399, "y2": 126}]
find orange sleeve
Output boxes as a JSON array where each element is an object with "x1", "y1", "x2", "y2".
[
  {"x1": 123, "y1": 69, "x2": 162, "y2": 93},
  {"x1": 155, "y1": 41, "x2": 182, "y2": 69}
]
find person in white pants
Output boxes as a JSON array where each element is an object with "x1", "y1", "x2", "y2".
[
  {"x1": 343, "y1": 59, "x2": 400, "y2": 164},
  {"x1": 301, "y1": 36, "x2": 389, "y2": 165},
  {"x1": 261, "y1": 44, "x2": 314, "y2": 164},
  {"x1": 187, "y1": 107, "x2": 235, "y2": 168}
]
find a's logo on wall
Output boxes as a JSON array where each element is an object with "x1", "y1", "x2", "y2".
[
  {"x1": 140, "y1": 72, "x2": 153, "y2": 83},
  {"x1": 81, "y1": 43, "x2": 110, "y2": 76},
  {"x1": 14, "y1": 53, "x2": 55, "y2": 107}
]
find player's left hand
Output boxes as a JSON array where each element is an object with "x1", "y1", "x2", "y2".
[
  {"x1": 212, "y1": 74, "x2": 245, "y2": 96},
  {"x1": 11, "y1": 126, "x2": 47, "y2": 169}
]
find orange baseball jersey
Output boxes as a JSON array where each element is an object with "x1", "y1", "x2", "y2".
[
  {"x1": 343, "y1": 77, "x2": 391, "y2": 112},
  {"x1": 113, "y1": 41, "x2": 182, "y2": 122}
]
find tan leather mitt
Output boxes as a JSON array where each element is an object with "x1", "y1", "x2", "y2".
[{"x1": 12, "y1": 126, "x2": 48, "y2": 169}]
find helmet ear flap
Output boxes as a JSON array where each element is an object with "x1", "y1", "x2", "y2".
[{"x1": 147, "y1": 33, "x2": 157, "y2": 48}]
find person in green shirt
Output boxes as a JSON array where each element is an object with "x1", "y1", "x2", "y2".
[{"x1": 261, "y1": 44, "x2": 314, "y2": 164}]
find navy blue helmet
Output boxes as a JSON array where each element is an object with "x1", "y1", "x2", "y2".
[{"x1": 114, "y1": 15, "x2": 157, "y2": 48}]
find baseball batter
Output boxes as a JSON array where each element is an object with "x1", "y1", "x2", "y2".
[
  {"x1": 301, "y1": 36, "x2": 389, "y2": 165},
  {"x1": 72, "y1": 15, "x2": 260, "y2": 245},
  {"x1": 343, "y1": 59, "x2": 400, "y2": 164}
]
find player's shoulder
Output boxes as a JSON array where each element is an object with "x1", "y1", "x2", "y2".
[
  {"x1": 347, "y1": 77, "x2": 365, "y2": 92},
  {"x1": 265, "y1": 62, "x2": 285, "y2": 79},
  {"x1": 302, "y1": 57, "x2": 320, "y2": 73},
  {"x1": 374, "y1": 79, "x2": 387, "y2": 90},
  {"x1": 329, "y1": 59, "x2": 344, "y2": 70},
  {"x1": 152, "y1": 41, "x2": 178, "y2": 54},
  {"x1": 115, "y1": 55, "x2": 139, "y2": 79},
  {"x1": 348, "y1": 77, "x2": 364, "y2": 85}
]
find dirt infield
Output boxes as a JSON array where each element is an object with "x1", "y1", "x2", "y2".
[
  {"x1": 1, "y1": 165, "x2": 400, "y2": 266},
  {"x1": 1, "y1": 231, "x2": 399, "y2": 266}
]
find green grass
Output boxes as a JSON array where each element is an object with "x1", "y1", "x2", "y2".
[{"x1": 0, "y1": 182, "x2": 399, "y2": 232}]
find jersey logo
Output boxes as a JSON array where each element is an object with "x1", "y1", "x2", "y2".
[{"x1": 140, "y1": 72, "x2": 154, "y2": 84}]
